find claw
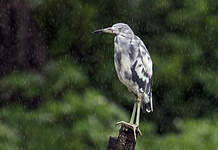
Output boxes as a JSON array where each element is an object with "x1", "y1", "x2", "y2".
[{"x1": 116, "y1": 121, "x2": 142, "y2": 141}]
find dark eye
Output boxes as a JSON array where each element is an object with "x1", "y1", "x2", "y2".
[{"x1": 118, "y1": 28, "x2": 121, "y2": 32}]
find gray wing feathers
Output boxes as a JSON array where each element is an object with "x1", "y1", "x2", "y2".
[
  {"x1": 114, "y1": 35, "x2": 153, "y2": 112},
  {"x1": 134, "y1": 37, "x2": 153, "y2": 112}
]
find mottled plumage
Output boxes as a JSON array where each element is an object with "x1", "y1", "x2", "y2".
[
  {"x1": 113, "y1": 23, "x2": 153, "y2": 112},
  {"x1": 94, "y1": 23, "x2": 153, "y2": 139}
]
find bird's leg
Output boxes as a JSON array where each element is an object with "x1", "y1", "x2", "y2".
[
  {"x1": 130, "y1": 102, "x2": 137, "y2": 124},
  {"x1": 116, "y1": 98, "x2": 142, "y2": 141},
  {"x1": 136, "y1": 99, "x2": 142, "y2": 126}
]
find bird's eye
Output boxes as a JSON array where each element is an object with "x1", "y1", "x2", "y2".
[{"x1": 118, "y1": 28, "x2": 121, "y2": 32}]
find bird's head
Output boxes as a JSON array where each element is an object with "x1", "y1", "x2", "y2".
[{"x1": 94, "y1": 23, "x2": 134, "y2": 37}]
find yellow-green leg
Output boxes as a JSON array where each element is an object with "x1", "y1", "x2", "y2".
[
  {"x1": 136, "y1": 100, "x2": 141, "y2": 126},
  {"x1": 116, "y1": 98, "x2": 142, "y2": 141},
  {"x1": 130, "y1": 103, "x2": 137, "y2": 124}
]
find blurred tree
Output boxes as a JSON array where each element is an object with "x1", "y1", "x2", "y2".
[
  {"x1": 0, "y1": 0, "x2": 45, "y2": 77},
  {"x1": 1, "y1": 0, "x2": 218, "y2": 149},
  {"x1": 0, "y1": 60, "x2": 128, "y2": 150}
]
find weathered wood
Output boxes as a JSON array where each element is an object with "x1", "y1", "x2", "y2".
[
  {"x1": 106, "y1": 124, "x2": 138, "y2": 150},
  {"x1": 106, "y1": 136, "x2": 118, "y2": 150}
]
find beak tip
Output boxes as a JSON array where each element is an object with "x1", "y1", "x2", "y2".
[
  {"x1": 93, "y1": 29, "x2": 103, "y2": 34},
  {"x1": 93, "y1": 27, "x2": 113, "y2": 34}
]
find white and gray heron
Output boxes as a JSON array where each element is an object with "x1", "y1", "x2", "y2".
[{"x1": 94, "y1": 23, "x2": 153, "y2": 139}]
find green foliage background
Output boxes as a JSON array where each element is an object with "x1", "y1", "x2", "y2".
[{"x1": 1, "y1": 0, "x2": 218, "y2": 149}]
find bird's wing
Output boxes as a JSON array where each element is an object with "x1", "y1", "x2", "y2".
[
  {"x1": 131, "y1": 36, "x2": 152, "y2": 87},
  {"x1": 130, "y1": 36, "x2": 153, "y2": 111},
  {"x1": 138, "y1": 37, "x2": 152, "y2": 77}
]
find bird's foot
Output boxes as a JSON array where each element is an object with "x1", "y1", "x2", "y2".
[{"x1": 116, "y1": 121, "x2": 142, "y2": 141}]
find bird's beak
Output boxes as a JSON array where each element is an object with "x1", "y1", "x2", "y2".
[{"x1": 93, "y1": 27, "x2": 114, "y2": 34}]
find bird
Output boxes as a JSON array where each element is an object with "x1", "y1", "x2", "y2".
[{"x1": 94, "y1": 23, "x2": 153, "y2": 140}]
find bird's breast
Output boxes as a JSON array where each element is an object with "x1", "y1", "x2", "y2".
[{"x1": 114, "y1": 36, "x2": 134, "y2": 90}]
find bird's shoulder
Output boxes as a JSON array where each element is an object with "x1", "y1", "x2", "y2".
[
  {"x1": 131, "y1": 35, "x2": 152, "y2": 76},
  {"x1": 132, "y1": 36, "x2": 150, "y2": 55}
]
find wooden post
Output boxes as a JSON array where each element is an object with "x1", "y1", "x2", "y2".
[{"x1": 106, "y1": 124, "x2": 138, "y2": 150}]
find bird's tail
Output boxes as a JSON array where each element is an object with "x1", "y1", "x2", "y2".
[{"x1": 142, "y1": 94, "x2": 153, "y2": 113}]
